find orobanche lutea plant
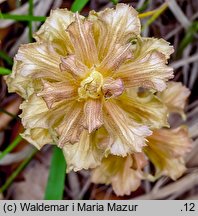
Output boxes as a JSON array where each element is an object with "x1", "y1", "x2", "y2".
[{"x1": 6, "y1": 4, "x2": 192, "y2": 196}]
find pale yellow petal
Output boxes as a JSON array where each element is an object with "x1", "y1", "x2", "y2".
[
  {"x1": 157, "y1": 81, "x2": 190, "y2": 118},
  {"x1": 140, "y1": 37, "x2": 174, "y2": 60},
  {"x1": 115, "y1": 51, "x2": 173, "y2": 91},
  {"x1": 34, "y1": 9, "x2": 75, "y2": 55},
  {"x1": 63, "y1": 129, "x2": 106, "y2": 172},
  {"x1": 83, "y1": 99, "x2": 103, "y2": 133},
  {"x1": 67, "y1": 14, "x2": 98, "y2": 67},
  {"x1": 89, "y1": 3, "x2": 140, "y2": 61},
  {"x1": 104, "y1": 100, "x2": 152, "y2": 155},
  {"x1": 20, "y1": 94, "x2": 49, "y2": 129},
  {"x1": 5, "y1": 60, "x2": 41, "y2": 99},
  {"x1": 144, "y1": 126, "x2": 192, "y2": 180},
  {"x1": 21, "y1": 128, "x2": 53, "y2": 150},
  {"x1": 114, "y1": 37, "x2": 174, "y2": 91},
  {"x1": 117, "y1": 90, "x2": 168, "y2": 129},
  {"x1": 92, "y1": 154, "x2": 146, "y2": 196},
  {"x1": 37, "y1": 80, "x2": 78, "y2": 108},
  {"x1": 15, "y1": 42, "x2": 66, "y2": 81}
]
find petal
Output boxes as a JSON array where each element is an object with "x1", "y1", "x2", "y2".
[
  {"x1": 63, "y1": 129, "x2": 106, "y2": 172},
  {"x1": 89, "y1": 3, "x2": 140, "y2": 61},
  {"x1": 115, "y1": 51, "x2": 174, "y2": 91},
  {"x1": 140, "y1": 37, "x2": 174, "y2": 61},
  {"x1": 37, "y1": 80, "x2": 78, "y2": 108},
  {"x1": 83, "y1": 99, "x2": 103, "y2": 133},
  {"x1": 60, "y1": 55, "x2": 88, "y2": 79},
  {"x1": 92, "y1": 154, "x2": 145, "y2": 196},
  {"x1": 157, "y1": 81, "x2": 190, "y2": 118},
  {"x1": 34, "y1": 9, "x2": 75, "y2": 55},
  {"x1": 5, "y1": 60, "x2": 41, "y2": 99},
  {"x1": 56, "y1": 102, "x2": 84, "y2": 147},
  {"x1": 21, "y1": 128, "x2": 53, "y2": 150},
  {"x1": 67, "y1": 14, "x2": 98, "y2": 67},
  {"x1": 20, "y1": 95, "x2": 76, "y2": 139},
  {"x1": 115, "y1": 37, "x2": 174, "y2": 91},
  {"x1": 97, "y1": 43, "x2": 132, "y2": 76},
  {"x1": 20, "y1": 94, "x2": 49, "y2": 129},
  {"x1": 104, "y1": 100, "x2": 152, "y2": 155},
  {"x1": 117, "y1": 90, "x2": 168, "y2": 129},
  {"x1": 144, "y1": 126, "x2": 192, "y2": 180},
  {"x1": 102, "y1": 78, "x2": 124, "y2": 99},
  {"x1": 15, "y1": 42, "x2": 67, "y2": 81}
]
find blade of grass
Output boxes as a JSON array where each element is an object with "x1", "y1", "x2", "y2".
[
  {"x1": 0, "y1": 51, "x2": 13, "y2": 66},
  {"x1": 28, "y1": 0, "x2": 33, "y2": 42},
  {"x1": 137, "y1": 0, "x2": 149, "y2": 13},
  {"x1": 142, "y1": 3, "x2": 168, "y2": 30},
  {"x1": 110, "y1": 0, "x2": 118, "y2": 4},
  {"x1": 0, "y1": 13, "x2": 46, "y2": 22},
  {"x1": 0, "y1": 135, "x2": 23, "y2": 160},
  {"x1": 177, "y1": 21, "x2": 198, "y2": 56},
  {"x1": 44, "y1": 146, "x2": 66, "y2": 200},
  {"x1": 0, "y1": 149, "x2": 37, "y2": 193},
  {"x1": 0, "y1": 108, "x2": 19, "y2": 120},
  {"x1": 71, "y1": 0, "x2": 89, "y2": 12},
  {"x1": 0, "y1": 67, "x2": 12, "y2": 75}
]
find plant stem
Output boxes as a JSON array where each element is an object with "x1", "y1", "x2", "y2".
[
  {"x1": 0, "y1": 135, "x2": 23, "y2": 160},
  {"x1": 142, "y1": 3, "x2": 168, "y2": 30},
  {"x1": 0, "y1": 13, "x2": 46, "y2": 22}
]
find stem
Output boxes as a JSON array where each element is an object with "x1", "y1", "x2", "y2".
[
  {"x1": 142, "y1": 3, "x2": 168, "y2": 30},
  {"x1": 0, "y1": 13, "x2": 46, "y2": 22},
  {"x1": 0, "y1": 108, "x2": 19, "y2": 120},
  {"x1": 0, "y1": 135, "x2": 23, "y2": 160}
]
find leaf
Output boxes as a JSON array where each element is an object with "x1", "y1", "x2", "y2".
[
  {"x1": 44, "y1": 146, "x2": 66, "y2": 200},
  {"x1": 0, "y1": 67, "x2": 12, "y2": 75},
  {"x1": 177, "y1": 21, "x2": 198, "y2": 56},
  {"x1": 110, "y1": 0, "x2": 118, "y2": 4},
  {"x1": 71, "y1": 0, "x2": 89, "y2": 12}
]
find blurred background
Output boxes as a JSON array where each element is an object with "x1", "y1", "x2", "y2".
[{"x1": 0, "y1": 0, "x2": 198, "y2": 200}]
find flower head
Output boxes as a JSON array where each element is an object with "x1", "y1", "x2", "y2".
[
  {"x1": 6, "y1": 4, "x2": 174, "y2": 171},
  {"x1": 91, "y1": 82, "x2": 192, "y2": 196}
]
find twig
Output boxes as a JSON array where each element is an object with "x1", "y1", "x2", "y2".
[{"x1": 170, "y1": 53, "x2": 198, "y2": 69}]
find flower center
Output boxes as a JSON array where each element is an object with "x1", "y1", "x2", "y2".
[{"x1": 78, "y1": 70, "x2": 103, "y2": 99}]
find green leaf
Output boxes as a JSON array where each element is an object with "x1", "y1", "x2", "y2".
[
  {"x1": 44, "y1": 146, "x2": 66, "y2": 200},
  {"x1": 177, "y1": 21, "x2": 198, "y2": 56},
  {"x1": 0, "y1": 135, "x2": 23, "y2": 160},
  {"x1": 0, "y1": 13, "x2": 46, "y2": 22},
  {"x1": 0, "y1": 51, "x2": 13, "y2": 66},
  {"x1": 0, "y1": 67, "x2": 12, "y2": 75},
  {"x1": 71, "y1": 0, "x2": 89, "y2": 12},
  {"x1": 111, "y1": 0, "x2": 118, "y2": 4}
]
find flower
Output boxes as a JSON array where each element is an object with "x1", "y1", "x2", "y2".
[
  {"x1": 91, "y1": 82, "x2": 192, "y2": 195},
  {"x1": 144, "y1": 126, "x2": 192, "y2": 180},
  {"x1": 5, "y1": 4, "x2": 174, "y2": 172},
  {"x1": 157, "y1": 81, "x2": 190, "y2": 119},
  {"x1": 92, "y1": 153, "x2": 147, "y2": 196}
]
